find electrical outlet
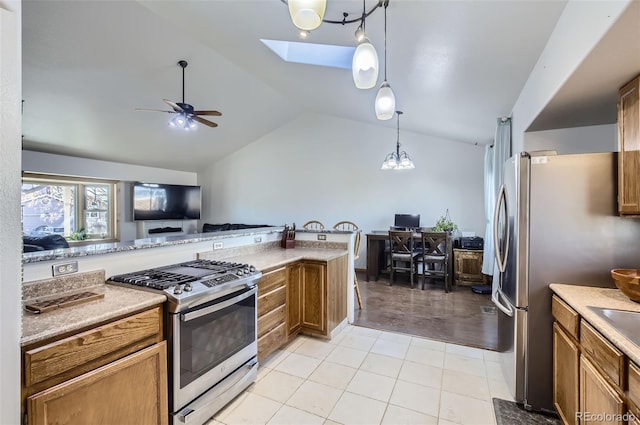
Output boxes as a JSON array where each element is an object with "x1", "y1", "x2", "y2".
[
  {"x1": 213, "y1": 242, "x2": 223, "y2": 250},
  {"x1": 52, "y1": 261, "x2": 78, "y2": 276},
  {"x1": 317, "y1": 234, "x2": 327, "y2": 241},
  {"x1": 254, "y1": 236, "x2": 262, "y2": 243}
]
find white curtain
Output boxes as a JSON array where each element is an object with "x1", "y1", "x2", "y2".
[{"x1": 482, "y1": 117, "x2": 512, "y2": 276}]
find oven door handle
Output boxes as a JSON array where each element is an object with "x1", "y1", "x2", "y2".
[{"x1": 180, "y1": 286, "x2": 256, "y2": 322}]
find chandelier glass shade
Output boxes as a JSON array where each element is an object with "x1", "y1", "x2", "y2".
[
  {"x1": 288, "y1": 0, "x2": 327, "y2": 31},
  {"x1": 381, "y1": 111, "x2": 414, "y2": 170},
  {"x1": 169, "y1": 114, "x2": 197, "y2": 130},
  {"x1": 352, "y1": 32, "x2": 379, "y2": 89}
]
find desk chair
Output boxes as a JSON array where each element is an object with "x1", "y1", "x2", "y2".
[
  {"x1": 388, "y1": 230, "x2": 420, "y2": 288},
  {"x1": 333, "y1": 221, "x2": 362, "y2": 309},
  {"x1": 302, "y1": 220, "x2": 325, "y2": 230},
  {"x1": 417, "y1": 231, "x2": 452, "y2": 292}
]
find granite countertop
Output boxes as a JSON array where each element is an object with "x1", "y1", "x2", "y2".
[
  {"x1": 550, "y1": 283, "x2": 640, "y2": 365},
  {"x1": 23, "y1": 226, "x2": 284, "y2": 264},
  {"x1": 21, "y1": 246, "x2": 347, "y2": 347},
  {"x1": 21, "y1": 271, "x2": 166, "y2": 348}
]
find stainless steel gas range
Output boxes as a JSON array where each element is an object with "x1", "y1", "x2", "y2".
[{"x1": 108, "y1": 259, "x2": 262, "y2": 425}]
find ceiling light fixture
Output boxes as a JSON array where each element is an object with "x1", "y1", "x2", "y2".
[
  {"x1": 282, "y1": 0, "x2": 386, "y2": 90},
  {"x1": 288, "y1": 0, "x2": 327, "y2": 31},
  {"x1": 381, "y1": 111, "x2": 414, "y2": 170},
  {"x1": 375, "y1": 1, "x2": 395, "y2": 119}
]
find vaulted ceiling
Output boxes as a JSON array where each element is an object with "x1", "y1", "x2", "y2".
[{"x1": 21, "y1": 1, "x2": 638, "y2": 172}]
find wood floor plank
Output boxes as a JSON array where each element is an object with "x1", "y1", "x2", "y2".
[{"x1": 353, "y1": 272, "x2": 498, "y2": 350}]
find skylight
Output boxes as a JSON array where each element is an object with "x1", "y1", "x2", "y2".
[{"x1": 261, "y1": 39, "x2": 354, "y2": 70}]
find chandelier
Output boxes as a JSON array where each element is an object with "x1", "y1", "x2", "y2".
[{"x1": 381, "y1": 111, "x2": 414, "y2": 170}]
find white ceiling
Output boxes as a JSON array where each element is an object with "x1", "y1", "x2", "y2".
[{"x1": 22, "y1": 0, "x2": 635, "y2": 173}]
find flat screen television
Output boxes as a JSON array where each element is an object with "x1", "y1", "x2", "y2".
[
  {"x1": 132, "y1": 182, "x2": 201, "y2": 221},
  {"x1": 394, "y1": 213, "x2": 420, "y2": 229}
]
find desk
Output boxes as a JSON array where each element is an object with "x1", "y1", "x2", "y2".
[{"x1": 365, "y1": 231, "x2": 454, "y2": 288}]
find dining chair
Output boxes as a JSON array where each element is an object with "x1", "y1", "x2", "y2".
[
  {"x1": 302, "y1": 220, "x2": 325, "y2": 230},
  {"x1": 417, "y1": 231, "x2": 452, "y2": 292},
  {"x1": 333, "y1": 221, "x2": 362, "y2": 309},
  {"x1": 388, "y1": 229, "x2": 420, "y2": 288}
]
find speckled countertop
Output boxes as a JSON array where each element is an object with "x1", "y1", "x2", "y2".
[
  {"x1": 21, "y1": 246, "x2": 347, "y2": 348},
  {"x1": 199, "y1": 246, "x2": 348, "y2": 270},
  {"x1": 550, "y1": 283, "x2": 640, "y2": 365}
]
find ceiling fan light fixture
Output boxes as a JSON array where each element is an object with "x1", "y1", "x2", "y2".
[
  {"x1": 352, "y1": 35, "x2": 379, "y2": 89},
  {"x1": 375, "y1": 81, "x2": 395, "y2": 120},
  {"x1": 288, "y1": 0, "x2": 326, "y2": 31}
]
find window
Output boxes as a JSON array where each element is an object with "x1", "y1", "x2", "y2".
[{"x1": 21, "y1": 174, "x2": 117, "y2": 242}]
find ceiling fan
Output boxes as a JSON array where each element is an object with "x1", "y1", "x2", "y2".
[{"x1": 136, "y1": 60, "x2": 221, "y2": 130}]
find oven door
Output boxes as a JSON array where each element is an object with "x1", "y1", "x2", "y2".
[{"x1": 170, "y1": 284, "x2": 257, "y2": 411}]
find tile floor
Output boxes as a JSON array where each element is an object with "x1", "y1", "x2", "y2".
[{"x1": 206, "y1": 325, "x2": 513, "y2": 425}]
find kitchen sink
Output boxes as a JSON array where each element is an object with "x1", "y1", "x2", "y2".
[{"x1": 587, "y1": 306, "x2": 640, "y2": 348}]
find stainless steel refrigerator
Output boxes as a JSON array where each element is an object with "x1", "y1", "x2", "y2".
[{"x1": 491, "y1": 151, "x2": 640, "y2": 413}]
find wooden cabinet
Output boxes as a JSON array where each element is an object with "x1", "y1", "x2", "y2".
[
  {"x1": 553, "y1": 322, "x2": 580, "y2": 425},
  {"x1": 580, "y1": 355, "x2": 625, "y2": 425},
  {"x1": 27, "y1": 342, "x2": 168, "y2": 425},
  {"x1": 257, "y1": 267, "x2": 287, "y2": 361},
  {"x1": 22, "y1": 305, "x2": 167, "y2": 425},
  {"x1": 287, "y1": 262, "x2": 302, "y2": 336},
  {"x1": 301, "y1": 261, "x2": 326, "y2": 333},
  {"x1": 552, "y1": 293, "x2": 640, "y2": 425},
  {"x1": 453, "y1": 249, "x2": 486, "y2": 286},
  {"x1": 618, "y1": 74, "x2": 640, "y2": 215}
]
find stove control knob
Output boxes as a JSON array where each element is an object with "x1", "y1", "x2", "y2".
[
  {"x1": 236, "y1": 270, "x2": 244, "y2": 276},
  {"x1": 173, "y1": 285, "x2": 183, "y2": 295},
  {"x1": 249, "y1": 266, "x2": 256, "y2": 272},
  {"x1": 184, "y1": 283, "x2": 193, "y2": 292}
]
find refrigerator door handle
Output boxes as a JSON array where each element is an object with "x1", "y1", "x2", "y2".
[
  {"x1": 492, "y1": 281, "x2": 514, "y2": 317},
  {"x1": 493, "y1": 184, "x2": 510, "y2": 273}
]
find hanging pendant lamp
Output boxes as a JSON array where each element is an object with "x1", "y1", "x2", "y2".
[
  {"x1": 375, "y1": 1, "x2": 395, "y2": 120},
  {"x1": 352, "y1": 0, "x2": 378, "y2": 89},
  {"x1": 288, "y1": 0, "x2": 327, "y2": 31}
]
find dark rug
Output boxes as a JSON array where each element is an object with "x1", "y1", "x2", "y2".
[{"x1": 493, "y1": 398, "x2": 562, "y2": 425}]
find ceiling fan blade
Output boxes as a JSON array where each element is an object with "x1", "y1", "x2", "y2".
[
  {"x1": 135, "y1": 108, "x2": 176, "y2": 113},
  {"x1": 193, "y1": 110, "x2": 222, "y2": 116},
  {"x1": 193, "y1": 116, "x2": 218, "y2": 128},
  {"x1": 163, "y1": 99, "x2": 183, "y2": 112}
]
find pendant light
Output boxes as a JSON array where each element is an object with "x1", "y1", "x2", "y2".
[
  {"x1": 381, "y1": 111, "x2": 414, "y2": 170},
  {"x1": 375, "y1": 1, "x2": 395, "y2": 120},
  {"x1": 352, "y1": 1, "x2": 379, "y2": 89},
  {"x1": 288, "y1": 0, "x2": 327, "y2": 31}
]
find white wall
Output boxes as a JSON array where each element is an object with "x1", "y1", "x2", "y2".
[
  {"x1": 524, "y1": 124, "x2": 617, "y2": 154},
  {"x1": 0, "y1": 1, "x2": 22, "y2": 423},
  {"x1": 511, "y1": 0, "x2": 632, "y2": 153},
  {"x1": 199, "y1": 112, "x2": 486, "y2": 269},
  {"x1": 22, "y1": 150, "x2": 199, "y2": 241}
]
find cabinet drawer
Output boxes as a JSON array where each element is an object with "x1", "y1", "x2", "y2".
[
  {"x1": 552, "y1": 295, "x2": 579, "y2": 339},
  {"x1": 258, "y1": 286, "x2": 286, "y2": 318},
  {"x1": 25, "y1": 307, "x2": 162, "y2": 387},
  {"x1": 581, "y1": 320, "x2": 625, "y2": 389},
  {"x1": 258, "y1": 305, "x2": 286, "y2": 339},
  {"x1": 258, "y1": 268, "x2": 286, "y2": 295},
  {"x1": 629, "y1": 362, "x2": 640, "y2": 416},
  {"x1": 257, "y1": 322, "x2": 287, "y2": 361}
]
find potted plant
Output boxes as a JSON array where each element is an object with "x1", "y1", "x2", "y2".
[{"x1": 433, "y1": 209, "x2": 459, "y2": 234}]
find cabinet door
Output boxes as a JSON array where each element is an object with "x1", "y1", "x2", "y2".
[
  {"x1": 287, "y1": 263, "x2": 302, "y2": 336},
  {"x1": 301, "y1": 262, "x2": 326, "y2": 333},
  {"x1": 28, "y1": 341, "x2": 168, "y2": 425},
  {"x1": 580, "y1": 355, "x2": 624, "y2": 425},
  {"x1": 553, "y1": 322, "x2": 579, "y2": 425},
  {"x1": 618, "y1": 75, "x2": 640, "y2": 215}
]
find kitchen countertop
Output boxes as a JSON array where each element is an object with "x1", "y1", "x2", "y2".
[
  {"x1": 21, "y1": 246, "x2": 348, "y2": 348},
  {"x1": 550, "y1": 283, "x2": 640, "y2": 365}
]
